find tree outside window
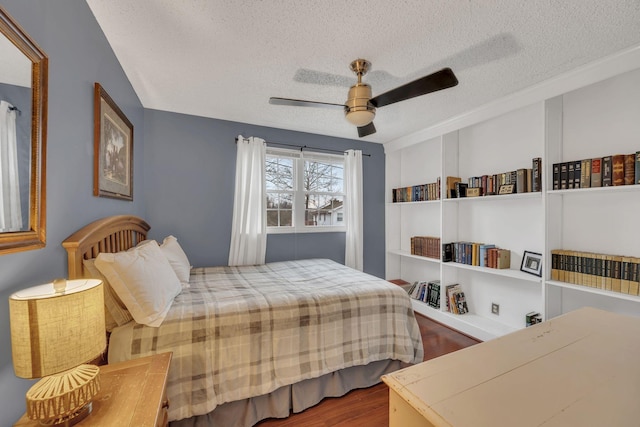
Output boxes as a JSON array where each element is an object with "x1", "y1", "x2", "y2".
[{"x1": 266, "y1": 149, "x2": 345, "y2": 232}]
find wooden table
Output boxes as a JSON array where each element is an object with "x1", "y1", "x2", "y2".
[
  {"x1": 15, "y1": 352, "x2": 172, "y2": 427},
  {"x1": 382, "y1": 307, "x2": 640, "y2": 427}
]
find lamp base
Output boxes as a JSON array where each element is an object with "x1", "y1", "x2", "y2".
[
  {"x1": 26, "y1": 364, "x2": 100, "y2": 425},
  {"x1": 38, "y1": 402, "x2": 92, "y2": 427}
]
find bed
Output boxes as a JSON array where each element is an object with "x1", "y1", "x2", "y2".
[{"x1": 62, "y1": 215, "x2": 424, "y2": 426}]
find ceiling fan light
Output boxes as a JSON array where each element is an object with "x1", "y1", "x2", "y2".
[{"x1": 345, "y1": 109, "x2": 375, "y2": 126}]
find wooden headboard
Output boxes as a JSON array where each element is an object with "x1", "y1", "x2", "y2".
[{"x1": 62, "y1": 215, "x2": 150, "y2": 279}]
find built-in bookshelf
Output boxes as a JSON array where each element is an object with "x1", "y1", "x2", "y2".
[{"x1": 385, "y1": 46, "x2": 640, "y2": 341}]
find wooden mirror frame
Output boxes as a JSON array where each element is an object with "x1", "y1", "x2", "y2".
[{"x1": 0, "y1": 6, "x2": 47, "y2": 254}]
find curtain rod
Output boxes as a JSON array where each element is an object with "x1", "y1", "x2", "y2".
[
  {"x1": 8, "y1": 105, "x2": 21, "y2": 115},
  {"x1": 235, "y1": 137, "x2": 371, "y2": 157}
]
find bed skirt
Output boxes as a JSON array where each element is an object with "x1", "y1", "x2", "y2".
[{"x1": 170, "y1": 359, "x2": 402, "y2": 427}]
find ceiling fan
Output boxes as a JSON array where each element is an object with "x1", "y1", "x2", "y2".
[{"x1": 269, "y1": 59, "x2": 458, "y2": 138}]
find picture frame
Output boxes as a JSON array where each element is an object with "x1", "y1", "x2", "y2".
[
  {"x1": 498, "y1": 184, "x2": 515, "y2": 195},
  {"x1": 520, "y1": 250, "x2": 542, "y2": 276},
  {"x1": 466, "y1": 187, "x2": 481, "y2": 197},
  {"x1": 94, "y1": 82, "x2": 133, "y2": 200}
]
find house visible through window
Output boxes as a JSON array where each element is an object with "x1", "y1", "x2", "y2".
[{"x1": 266, "y1": 147, "x2": 345, "y2": 233}]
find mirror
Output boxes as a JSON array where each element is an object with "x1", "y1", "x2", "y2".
[{"x1": 0, "y1": 6, "x2": 47, "y2": 254}]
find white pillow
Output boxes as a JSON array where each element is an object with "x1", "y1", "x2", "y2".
[
  {"x1": 160, "y1": 235, "x2": 192, "y2": 287},
  {"x1": 83, "y1": 258, "x2": 134, "y2": 330},
  {"x1": 95, "y1": 240, "x2": 182, "y2": 327}
]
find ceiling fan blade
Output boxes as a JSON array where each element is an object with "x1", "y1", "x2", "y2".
[
  {"x1": 357, "y1": 122, "x2": 376, "y2": 138},
  {"x1": 269, "y1": 97, "x2": 345, "y2": 110},
  {"x1": 369, "y1": 68, "x2": 458, "y2": 108}
]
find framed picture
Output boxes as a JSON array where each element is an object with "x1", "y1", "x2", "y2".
[
  {"x1": 466, "y1": 187, "x2": 482, "y2": 197},
  {"x1": 498, "y1": 184, "x2": 515, "y2": 195},
  {"x1": 94, "y1": 82, "x2": 133, "y2": 200},
  {"x1": 520, "y1": 251, "x2": 542, "y2": 276}
]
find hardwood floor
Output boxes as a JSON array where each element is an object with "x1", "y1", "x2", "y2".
[{"x1": 256, "y1": 313, "x2": 480, "y2": 427}]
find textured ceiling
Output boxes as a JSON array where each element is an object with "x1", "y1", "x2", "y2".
[{"x1": 86, "y1": 0, "x2": 640, "y2": 144}]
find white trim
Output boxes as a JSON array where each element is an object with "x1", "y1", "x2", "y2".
[
  {"x1": 267, "y1": 226, "x2": 346, "y2": 234},
  {"x1": 384, "y1": 44, "x2": 640, "y2": 153}
]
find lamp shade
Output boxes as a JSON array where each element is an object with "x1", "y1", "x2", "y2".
[{"x1": 9, "y1": 279, "x2": 106, "y2": 379}]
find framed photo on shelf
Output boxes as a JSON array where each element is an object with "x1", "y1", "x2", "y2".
[
  {"x1": 521, "y1": 251, "x2": 542, "y2": 276},
  {"x1": 94, "y1": 82, "x2": 134, "y2": 201},
  {"x1": 498, "y1": 184, "x2": 515, "y2": 195}
]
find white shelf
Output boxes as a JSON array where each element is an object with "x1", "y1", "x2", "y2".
[
  {"x1": 442, "y1": 262, "x2": 542, "y2": 283},
  {"x1": 442, "y1": 192, "x2": 542, "y2": 203},
  {"x1": 387, "y1": 200, "x2": 441, "y2": 206},
  {"x1": 546, "y1": 280, "x2": 640, "y2": 303},
  {"x1": 387, "y1": 249, "x2": 441, "y2": 264},
  {"x1": 547, "y1": 185, "x2": 640, "y2": 196},
  {"x1": 411, "y1": 299, "x2": 518, "y2": 341},
  {"x1": 386, "y1": 64, "x2": 640, "y2": 341}
]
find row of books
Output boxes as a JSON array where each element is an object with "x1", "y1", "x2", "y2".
[
  {"x1": 406, "y1": 280, "x2": 441, "y2": 308},
  {"x1": 442, "y1": 241, "x2": 511, "y2": 269},
  {"x1": 405, "y1": 281, "x2": 469, "y2": 314},
  {"x1": 552, "y1": 152, "x2": 640, "y2": 190},
  {"x1": 392, "y1": 178, "x2": 441, "y2": 202},
  {"x1": 550, "y1": 250, "x2": 640, "y2": 295},
  {"x1": 446, "y1": 158, "x2": 542, "y2": 198},
  {"x1": 410, "y1": 236, "x2": 441, "y2": 259},
  {"x1": 445, "y1": 284, "x2": 468, "y2": 314}
]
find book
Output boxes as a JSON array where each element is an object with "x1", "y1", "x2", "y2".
[
  {"x1": 496, "y1": 249, "x2": 511, "y2": 269},
  {"x1": 455, "y1": 182, "x2": 468, "y2": 198},
  {"x1": 612, "y1": 154, "x2": 625, "y2": 186},
  {"x1": 590, "y1": 157, "x2": 602, "y2": 187},
  {"x1": 560, "y1": 162, "x2": 568, "y2": 189},
  {"x1": 418, "y1": 282, "x2": 428, "y2": 301},
  {"x1": 624, "y1": 154, "x2": 635, "y2": 185},
  {"x1": 602, "y1": 156, "x2": 613, "y2": 186},
  {"x1": 636, "y1": 151, "x2": 640, "y2": 185},
  {"x1": 630, "y1": 257, "x2": 640, "y2": 296},
  {"x1": 573, "y1": 160, "x2": 581, "y2": 188},
  {"x1": 410, "y1": 281, "x2": 425, "y2": 299},
  {"x1": 509, "y1": 170, "x2": 518, "y2": 192},
  {"x1": 479, "y1": 244, "x2": 496, "y2": 267},
  {"x1": 427, "y1": 280, "x2": 440, "y2": 308},
  {"x1": 526, "y1": 168, "x2": 533, "y2": 192},
  {"x1": 442, "y1": 243, "x2": 453, "y2": 262},
  {"x1": 580, "y1": 159, "x2": 591, "y2": 188},
  {"x1": 516, "y1": 168, "x2": 527, "y2": 193},
  {"x1": 567, "y1": 161, "x2": 575, "y2": 189},
  {"x1": 532, "y1": 157, "x2": 542, "y2": 192},
  {"x1": 552, "y1": 163, "x2": 561, "y2": 190},
  {"x1": 409, "y1": 281, "x2": 418, "y2": 298},
  {"x1": 445, "y1": 284, "x2": 461, "y2": 313},
  {"x1": 454, "y1": 290, "x2": 469, "y2": 314},
  {"x1": 621, "y1": 257, "x2": 631, "y2": 294}
]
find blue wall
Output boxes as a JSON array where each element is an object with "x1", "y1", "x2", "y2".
[
  {"x1": 0, "y1": 2, "x2": 386, "y2": 425},
  {"x1": 143, "y1": 109, "x2": 386, "y2": 276},
  {"x1": 0, "y1": 1, "x2": 146, "y2": 424}
]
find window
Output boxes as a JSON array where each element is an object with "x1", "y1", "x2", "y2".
[{"x1": 266, "y1": 148, "x2": 345, "y2": 233}]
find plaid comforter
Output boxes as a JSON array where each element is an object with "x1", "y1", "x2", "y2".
[{"x1": 108, "y1": 258, "x2": 423, "y2": 421}]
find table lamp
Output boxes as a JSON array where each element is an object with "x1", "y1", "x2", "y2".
[{"x1": 9, "y1": 278, "x2": 106, "y2": 426}]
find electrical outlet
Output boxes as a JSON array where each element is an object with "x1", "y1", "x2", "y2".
[{"x1": 491, "y1": 303, "x2": 500, "y2": 315}]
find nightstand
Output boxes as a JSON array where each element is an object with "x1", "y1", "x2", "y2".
[{"x1": 14, "y1": 352, "x2": 172, "y2": 427}]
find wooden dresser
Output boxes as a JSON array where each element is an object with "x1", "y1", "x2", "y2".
[
  {"x1": 15, "y1": 352, "x2": 172, "y2": 427},
  {"x1": 383, "y1": 307, "x2": 640, "y2": 427}
]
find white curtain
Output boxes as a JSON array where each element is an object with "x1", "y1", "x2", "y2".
[
  {"x1": 344, "y1": 149, "x2": 363, "y2": 271},
  {"x1": 0, "y1": 100, "x2": 22, "y2": 232},
  {"x1": 228, "y1": 135, "x2": 267, "y2": 266}
]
